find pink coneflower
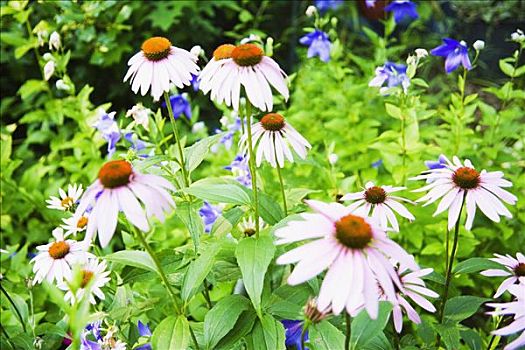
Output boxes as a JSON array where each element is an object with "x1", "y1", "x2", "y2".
[
  {"x1": 123, "y1": 37, "x2": 199, "y2": 101},
  {"x1": 75, "y1": 160, "x2": 175, "y2": 247},
  {"x1": 384, "y1": 266, "x2": 438, "y2": 333},
  {"x1": 239, "y1": 113, "x2": 311, "y2": 168},
  {"x1": 341, "y1": 181, "x2": 414, "y2": 232},
  {"x1": 481, "y1": 253, "x2": 525, "y2": 297},
  {"x1": 411, "y1": 156, "x2": 517, "y2": 230},
  {"x1": 486, "y1": 283, "x2": 525, "y2": 350},
  {"x1": 275, "y1": 200, "x2": 418, "y2": 319},
  {"x1": 199, "y1": 43, "x2": 288, "y2": 112}
]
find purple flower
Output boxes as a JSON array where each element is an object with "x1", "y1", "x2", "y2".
[
  {"x1": 190, "y1": 74, "x2": 200, "y2": 91},
  {"x1": 212, "y1": 117, "x2": 242, "y2": 152},
  {"x1": 92, "y1": 111, "x2": 121, "y2": 157},
  {"x1": 281, "y1": 320, "x2": 308, "y2": 350},
  {"x1": 162, "y1": 94, "x2": 192, "y2": 120},
  {"x1": 299, "y1": 30, "x2": 332, "y2": 62},
  {"x1": 431, "y1": 38, "x2": 472, "y2": 73},
  {"x1": 124, "y1": 132, "x2": 147, "y2": 152},
  {"x1": 369, "y1": 61, "x2": 410, "y2": 93},
  {"x1": 136, "y1": 321, "x2": 152, "y2": 350},
  {"x1": 365, "y1": 0, "x2": 376, "y2": 7},
  {"x1": 225, "y1": 154, "x2": 252, "y2": 187},
  {"x1": 371, "y1": 159, "x2": 383, "y2": 169},
  {"x1": 385, "y1": 0, "x2": 418, "y2": 24},
  {"x1": 80, "y1": 338, "x2": 100, "y2": 350},
  {"x1": 424, "y1": 154, "x2": 447, "y2": 170},
  {"x1": 314, "y1": 0, "x2": 343, "y2": 13},
  {"x1": 199, "y1": 202, "x2": 222, "y2": 233}
]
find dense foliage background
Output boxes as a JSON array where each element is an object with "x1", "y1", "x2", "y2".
[{"x1": 1, "y1": 1, "x2": 524, "y2": 350}]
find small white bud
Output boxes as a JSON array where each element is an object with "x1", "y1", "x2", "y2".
[
  {"x1": 511, "y1": 29, "x2": 524, "y2": 42},
  {"x1": 473, "y1": 40, "x2": 485, "y2": 51},
  {"x1": 459, "y1": 40, "x2": 467, "y2": 47},
  {"x1": 43, "y1": 61, "x2": 55, "y2": 81},
  {"x1": 192, "y1": 121, "x2": 206, "y2": 133},
  {"x1": 190, "y1": 45, "x2": 202, "y2": 57},
  {"x1": 240, "y1": 34, "x2": 261, "y2": 45},
  {"x1": 415, "y1": 48, "x2": 428, "y2": 58},
  {"x1": 306, "y1": 5, "x2": 317, "y2": 17},
  {"x1": 328, "y1": 153, "x2": 338, "y2": 165},
  {"x1": 55, "y1": 79, "x2": 69, "y2": 91},
  {"x1": 406, "y1": 55, "x2": 417, "y2": 65},
  {"x1": 49, "y1": 31, "x2": 61, "y2": 50},
  {"x1": 43, "y1": 52, "x2": 53, "y2": 61}
]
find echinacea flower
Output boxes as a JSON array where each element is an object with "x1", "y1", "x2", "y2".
[
  {"x1": 162, "y1": 94, "x2": 192, "y2": 120},
  {"x1": 199, "y1": 201, "x2": 222, "y2": 233},
  {"x1": 46, "y1": 183, "x2": 84, "y2": 211},
  {"x1": 299, "y1": 30, "x2": 332, "y2": 62},
  {"x1": 238, "y1": 217, "x2": 265, "y2": 237},
  {"x1": 486, "y1": 283, "x2": 525, "y2": 350},
  {"x1": 225, "y1": 154, "x2": 252, "y2": 187},
  {"x1": 369, "y1": 62, "x2": 410, "y2": 93},
  {"x1": 59, "y1": 258, "x2": 110, "y2": 304},
  {"x1": 199, "y1": 43, "x2": 288, "y2": 112},
  {"x1": 124, "y1": 36, "x2": 199, "y2": 101},
  {"x1": 384, "y1": 265, "x2": 438, "y2": 333},
  {"x1": 411, "y1": 156, "x2": 517, "y2": 230},
  {"x1": 240, "y1": 113, "x2": 311, "y2": 168},
  {"x1": 481, "y1": 253, "x2": 525, "y2": 297},
  {"x1": 431, "y1": 38, "x2": 472, "y2": 73},
  {"x1": 62, "y1": 214, "x2": 89, "y2": 237},
  {"x1": 341, "y1": 181, "x2": 415, "y2": 232},
  {"x1": 75, "y1": 160, "x2": 175, "y2": 247},
  {"x1": 93, "y1": 111, "x2": 121, "y2": 157},
  {"x1": 282, "y1": 320, "x2": 308, "y2": 350},
  {"x1": 126, "y1": 104, "x2": 151, "y2": 131},
  {"x1": 31, "y1": 228, "x2": 93, "y2": 284},
  {"x1": 385, "y1": 1, "x2": 418, "y2": 24},
  {"x1": 275, "y1": 200, "x2": 418, "y2": 319}
]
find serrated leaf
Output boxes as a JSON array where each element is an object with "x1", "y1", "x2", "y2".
[
  {"x1": 104, "y1": 250, "x2": 157, "y2": 273},
  {"x1": 151, "y1": 315, "x2": 190, "y2": 350},
  {"x1": 235, "y1": 236, "x2": 275, "y2": 314}
]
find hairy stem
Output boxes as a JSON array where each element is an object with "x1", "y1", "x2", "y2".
[
  {"x1": 345, "y1": 312, "x2": 352, "y2": 350},
  {"x1": 275, "y1": 152, "x2": 288, "y2": 215},
  {"x1": 164, "y1": 92, "x2": 189, "y2": 188},
  {"x1": 244, "y1": 100, "x2": 260, "y2": 237}
]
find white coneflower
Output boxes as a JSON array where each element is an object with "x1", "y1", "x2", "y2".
[
  {"x1": 61, "y1": 214, "x2": 89, "y2": 237},
  {"x1": 411, "y1": 156, "x2": 517, "y2": 230},
  {"x1": 31, "y1": 228, "x2": 93, "y2": 284},
  {"x1": 341, "y1": 181, "x2": 415, "y2": 232},
  {"x1": 59, "y1": 258, "x2": 110, "y2": 304},
  {"x1": 238, "y1": 217, "x2": 266, "y2": 237},
  {"x1": 199, "y1": 43, "x2": 288, "y2": 112},
  {"x1": 275, "y1": 200, "x2": 418, "y2": 319},
  {"x1": 75, "y1": 160, "x2": 175, "y2": 247},
  {"x1": 123, "y1": 36, "x2": 199, "y2": 101},
  {"x1": 239, "y1": 113, "x2": 311, "y2": 168},
  {"x1": 481, "y1": 253, "x2": 525, "y2": 297},
  {"x1": 46, "y1": 183, "x2": 83, "y2": 211}
]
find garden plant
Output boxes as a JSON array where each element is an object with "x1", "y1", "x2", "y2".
[{"x1": 1, "y1": 0, "x2": 524, "y2": 349}]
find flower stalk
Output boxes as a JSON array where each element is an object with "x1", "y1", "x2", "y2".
[
  {"x1": 244, "y1": 100, "x2": 260, "y2": 237},
  {"x1": 274, "y1": 148, "x2": 288, "y2": 215},
  {"x1": 164, "y1": 92, "x2": 190, "y2": 188}
]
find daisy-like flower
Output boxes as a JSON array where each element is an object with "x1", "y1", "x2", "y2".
[
  {"x1": 31, "y1": 228, "x2": 93, "y2": 284},
  {"x1": 341, "y1": 181, "x2": 415, "y2": 232},
  {"x1": 384, "y1": 266, "x2": 439, "y2": 333},
  {"x1": 238, "y1": 217, "x2": 265, "y2": 237},
  {"x1": 486, "y1": 283, "x2": 525, "y2": 350},
  {"x1": 59, "y1": 258, "x2": 110, "y2": 304},
  {"x1": 481, "y1": 253, "x2": 525, "y2": 297},
  {"x1": 411, "y1": 156, "x2": 517, "y2": 230},
  {"x1": 240, "y1": 113, "x2": 311, "y2": 168},
  {"x1": 123, "y1": 36, "x2": 199, "y2": 101},
  {"x1": 199, "y1": 43, "x2": 289, "y2": 112},
  {"x1": 62, "y1": 213, "x2": 89, "y2": 237},
  {"x1": 75, "y1": 160, "x2": 175, "y2": 247},
  {"x1": 275, "y1": 200, "x2": 418, "y2": 319},
  {"x1": 46, "y1": 183, "x2": 83, "y2": 211},
  {"x1": 431, "y1": 38, "x2": 472, "y2": 74}
]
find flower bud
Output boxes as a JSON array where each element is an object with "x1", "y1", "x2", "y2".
[
  {"x1": 511, "y1": 29, "x2": 524, "y2": 42},
  {"x1": 56, "y1": 79, "x2": 69, "y2": 91},
  {"x1": 415, "y1": 48, "x2": 428, "y2": 58},
  {"x1": 43, "y1": 61, "x2": 55, "y2": 81},
  {"x1": 49, "y1": 31, "x2": 61, "y2": 50},
  {"x1": 306, "y1": 5, "x2": 317, "y2": 17},
  {"x1": 43, "y1": 52, "x2": 53, "y2": 61},
  {"x1": 190, "y1": 45, "x2": 202, "y2": 57},
  {"x1": 328, "y1": 153, "x2": 338, "y2": 165},
  {"x1": 192, "y1": 121, "x2": 206, "y2": 133},
  {"x1": 473, "y1": 40, "x2": 485, "y2": 51}
]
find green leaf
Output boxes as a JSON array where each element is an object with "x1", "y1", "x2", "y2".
[
  {"x1": 435, "y1": 322, "x2": 460, "y2": 350},
  {"x1": 385, "y1": 103, "x2": 402, "y2": 119},
  {"x1": 176, "y1": 201, "x2": 204, "y2": 249},
  {"x1": 444, "y1": 296, "x2": 489, "y2": 322},
  {"x1": 210, "y1": 207, "x2": 244, "y2": 237},
  {"x1": 248, "y1": 314, "x2": 286, "y2": 350},
  {"x1": 215, "y1": 310, "x2": 257, "y2": 350},
  {"x1": 151, "y1": 315, "x2": 190, "y2": 350},
  {"x1": 104, "y1": 250, "x2": 157, "y2": 273},
  {"x1": 184, "y1": 178, "x2": 251, "y2": 205},
  {"x1": 309, "y1": 320, "x2": 345, "y2": 350},
  {"x1": 235, "y1": 236, "x2": 275, "y2": 314},
  {"x1": 499, "y1": 59, "x2": 516, "y2": 77},
  {"x1": 257, "y1": 191, "x2": 284, "y2": 225},
  {"x1": 363, "y1": 332, "x2": 394, "y2": 350},
  {"x1": 204, "y1": 294, "x2": 251, "y2": 349},
  {"x1": 460, "y1": 329, "x2": 482, "y2": 350},
  {"x1": 185, "y1": 133, "x2": 223, "y2": 173},
  {"x1": 452, "y1": 257, "x2": 502, "y2": 275},
  {"x1": 350, "y1": 302, "x2": 393, "y2": 349},
  {"x1": 17, "y1": 79, "x2": 47, "y2": 101},
  {"x1": 181, "y1": 242, "x2": 221, "y2": 302},
  {"x1": 266, "y1": 284, "x2": 312, "y2": 319}
]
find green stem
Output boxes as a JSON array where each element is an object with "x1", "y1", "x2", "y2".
[
  {"x1": 202, "y1": 280, "x2": 213, "y2": 309},
  {"x1": 301, "y1": 321, "x2": 310, "y2": 350},
  {"x1": 0, "y1": 323, "x2": 15, "y2": 350},
  {"x1": 244, "y1": 101, "x2": 260, "y2": 237},
  {"x1": 189, "y1": 323, "x2": 201, "y2": 350},
  {"x1": 164, "y1": 92, "x2": 189, "y2": 188},
  {"x1": 0, "y1": 284, "x2": 27, "y2": 333},
  {"x1": 345, "y1": 313, "x2": 352, "y2": 350},
  {"x1": 134, "y1": 227, "x2": 182, "y2": 315},
  {"x1": 455, "y1": 68, "x2": 469, "y2": 154},
  {"x1": 275, "y1": 154, "x2": 288, "y2": 216},
  {"x1": 445, "y1": 224, "x2": 450, "y2": 273}
]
